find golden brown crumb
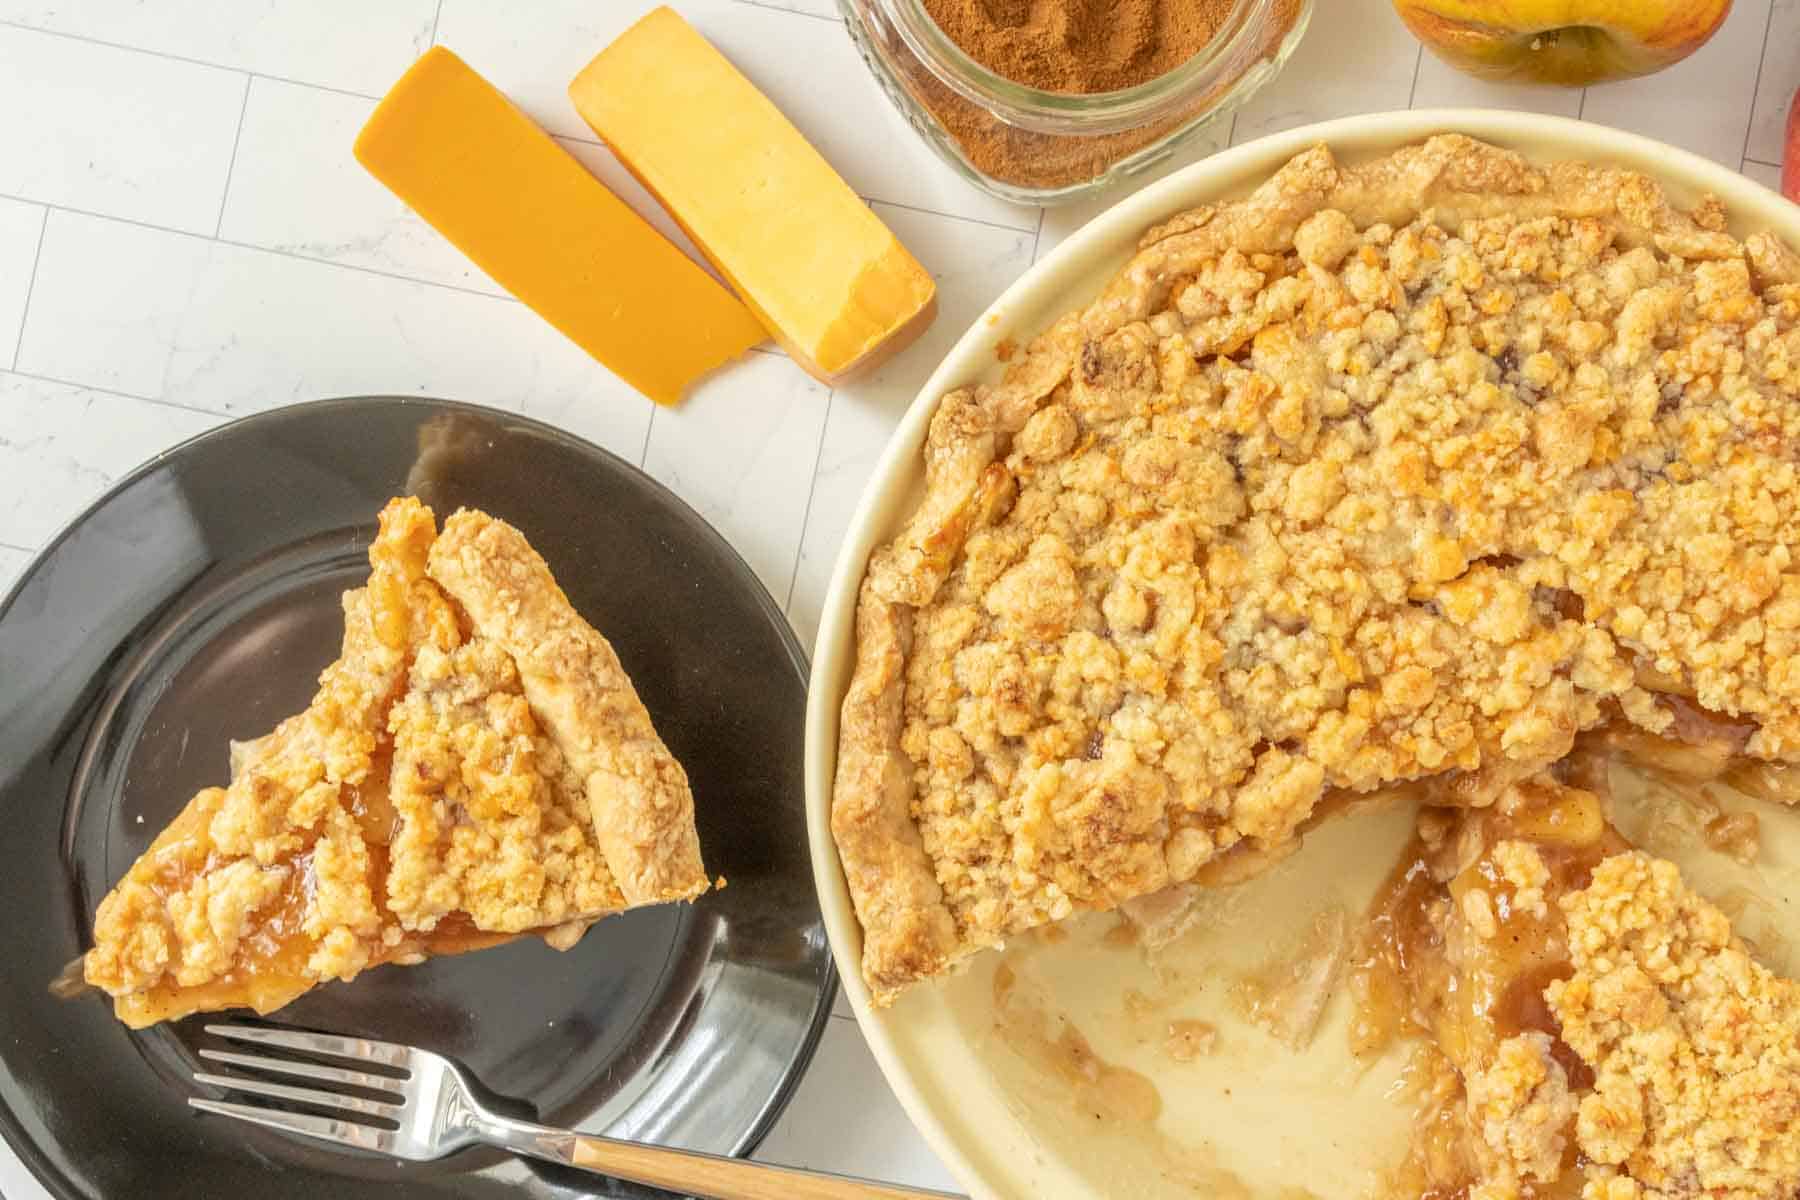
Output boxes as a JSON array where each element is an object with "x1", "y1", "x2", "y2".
[
  {"x1": 1460, "y1": 887, "x2": 1500, "y2": 940},
  {"x1": 837, "y1": 133, "x2": 1800, "y2": 1000},
  {"x1": 427, "y1": 509, "x2": 708, "y2": 906},
  {"x1": 1464, "y1": 1032, "x2": 1577, "y2": 1187},
  {"x1": 86, "y1": 498, "x2": 450, "y2": 1014},
  {"x1": 386, "y1": 638, "x2": 624, "y2": 933},
  {"x1": 84, "y1": 498, "x2": 704, "y2": 1028},
  {"x1": 1548, "y1": 852, "x2": 1800, "y2": 1199},
  {"x1": 1490, "y1": 840, "x2": 1550, "y2": 920}
]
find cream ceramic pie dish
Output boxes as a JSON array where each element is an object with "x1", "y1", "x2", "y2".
[{"x1": 803, "y1": 109, "x2": 1800, "y2": 1199}]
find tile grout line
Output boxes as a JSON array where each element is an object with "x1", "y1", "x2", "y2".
[
  {"x1": 729, "y1": 0, "x2": 842, "y2": 24},
  {"x1": 15, "y1": 196, "x2": 1030, "y2": 345},
  {"x1": 5, "y1": 184, "x2": 1032, "y2": 304},
  {"x1": 8, "y1": 207, "x2": 48, "y2": 372},
  {"x1": 0, "y1": 188, "x2": 530, "y2": 302},
  {"x1": 0, "y1": 18, "x2": 383, "y2": 100},
  {"x1": 865, "y1": 195, "x2": 1036, "y2": 235},
  {"x1": 428, "y1": 0, "x2": 445, "y2": 48},
  {"x1": 213, "y1": 76, "x2": 255, "y2": 239},
  {"x1": 3, "y1": 185, "x2": 1029, "y2": 314},
  {"x1": 1029, "y1": 206, "x2": 1045, "y2": 264},
  {"x1": 1745, "y1": 155, "x2": 1783, "y2": 168},
  {"x1": 781, "y1": 390, "x2": 835, "y2": 614},
  {"x1": 194, "y1": 236, "x2": 513, "y2": 299},
  {"x1": 0, "y1": 537, "x2": 33, "y2": 554},
  {"x1": 637, "y1": 402, "x2": 658, "y2": 469},
  {"x1": 1406, "y1": 44, "x2": 1423, "y2": 108},
  {"x1": 2, "y1": 366, "x2": 228, "y2": 419},
  {"x1": 1, "y1": 184, "x2": 1020, "y2": 313},
  {"x1": 1737, "y1": 0, "x2": 1779, "y2": 170}
]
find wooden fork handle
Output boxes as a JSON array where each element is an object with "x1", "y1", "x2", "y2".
[{"x1": 568, "y1": 1133, "x2": 956, "y2": 1200}]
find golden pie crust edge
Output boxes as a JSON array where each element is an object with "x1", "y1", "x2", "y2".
[
  {"x1": 831, "y1": 133, "x2": 1800, "y2": 1005},
  {"x1": 427, "y1": 508, "x2": 709, "y2": 906}
]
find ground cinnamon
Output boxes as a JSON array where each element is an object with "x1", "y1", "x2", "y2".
[
  {"x1": 922, "y1": 0, "x2": 1238, "y2": 94},
  {"x1": 888, "y1": 0, "x2": 1303, "y2": 191}
]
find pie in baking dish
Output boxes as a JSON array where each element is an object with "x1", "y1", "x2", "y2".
[
  {"x1": 832, "y1": 134, "x2": 1800, "y2": 1194},
  {"x1": 82, "y1": 498, "x2": 707, "y2": 1028}
]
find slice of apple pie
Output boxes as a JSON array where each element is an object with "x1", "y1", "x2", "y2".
[{"x1": 81, "y1": 498, "x2": 707, "y2": 1028}]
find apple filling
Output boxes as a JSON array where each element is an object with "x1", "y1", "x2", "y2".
[{"x1": 1347, "y1": 722, "x2": 1800, "y2": 1199}]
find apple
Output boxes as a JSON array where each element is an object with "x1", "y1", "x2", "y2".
[
  {"x1": 1785, "y1": 86, "x2": 1799, "y2": 204},
  {"x1": 1392, "y1": 0, "x2": 1733, "y2": 87}
]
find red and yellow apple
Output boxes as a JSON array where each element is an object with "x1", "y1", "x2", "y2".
[{"x1": 1392, "y1": 1, "x2": 1733, "y2": 87}]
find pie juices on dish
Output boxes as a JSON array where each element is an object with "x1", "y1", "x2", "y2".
[{"x1": 80, "y1": 499, "x2": 709, "y2": 1028}]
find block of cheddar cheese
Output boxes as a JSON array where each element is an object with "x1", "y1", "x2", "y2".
[
  {"x1": 355, "y1": 47, "x2": 766, "y2": 406},
  {"x1": 569, "y1": 8, "x2": 936, "y2": 386}
]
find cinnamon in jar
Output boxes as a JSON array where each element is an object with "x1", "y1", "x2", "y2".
[{"x1": 902, "y1": 0, "x2": 1305, "y2": 191}]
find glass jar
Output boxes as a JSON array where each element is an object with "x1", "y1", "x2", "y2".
[{"x1": 840, "y1": 0, "x2": 1311, "y2": 206}]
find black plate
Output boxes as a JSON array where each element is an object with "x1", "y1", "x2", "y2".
[{"x1": 0, "y1": 397, "x2": 833, "y2": 1199}]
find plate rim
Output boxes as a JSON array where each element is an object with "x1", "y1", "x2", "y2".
[
  {"x1": 801, "y1": 107, "x2": 1800, "y2": 1200},
  {"x1": 0, "y1": 393, "x2": 836, "y2": 1200}
]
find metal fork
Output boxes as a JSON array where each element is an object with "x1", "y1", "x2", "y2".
[{"x1": 191, "y1": 1023, "x2": 957, "y2": 1200}]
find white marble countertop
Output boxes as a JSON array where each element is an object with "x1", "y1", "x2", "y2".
[{"x1": 0, "y1": 0, "x2": 1792, "y2": 1195}]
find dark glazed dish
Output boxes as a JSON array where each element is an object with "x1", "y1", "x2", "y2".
[{"x1": 0, "y1": 396, "x2": 833, "y2": 1200}]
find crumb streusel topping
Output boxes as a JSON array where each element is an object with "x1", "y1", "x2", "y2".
[
  {"x1": 1352, "y1": 770, "x2": 1799, "y2": 1199},
  {"x1": 1465, "y1": 1031, "x2": 1578, "y2": 1193},
  {"x1": 835, "y1": 133, "x2": 1800, "y2": 1001},
  {"x1": 386, "y1": 637, "x2": 625, "y2": 937},
  {"x1": 427, "y1": 509, "x2": 707, "y2": 906},
  {"x1": 85, "y1": 499, "x2": 449, "y2": 1023},
  {"x1": 84, "y1": 498, "x2": 705, "y2": 1027},
  {"x1": 1548, "y1": 852, "x2": 1800, "y2": 1200}
]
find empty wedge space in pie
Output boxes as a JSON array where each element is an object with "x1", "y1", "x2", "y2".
[
  {"x1": 832, "y1": 134, "x2": 1800, "y2": 1196},
  {"x1": 79, "y1": 498, "x2": 708, "y2": 1028}
]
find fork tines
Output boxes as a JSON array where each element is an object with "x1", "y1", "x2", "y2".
[
  {"x1": 203, "y1": 1022, "x2": 414, "y2": 1069},
  {"x1": 188, "y1": 1023, "x2": 411, "y2": 1152}
]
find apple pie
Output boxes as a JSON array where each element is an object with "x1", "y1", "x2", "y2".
[
  {"x1": 834, "y1": 132, "x2": 1800, "y2": 1001},
  {"x1": 834, "y1": 131, "x2": 1800, "y2": 1196},
  {"x1": 82, "y1": 498, "x2": 707, "y2": 1028}
]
